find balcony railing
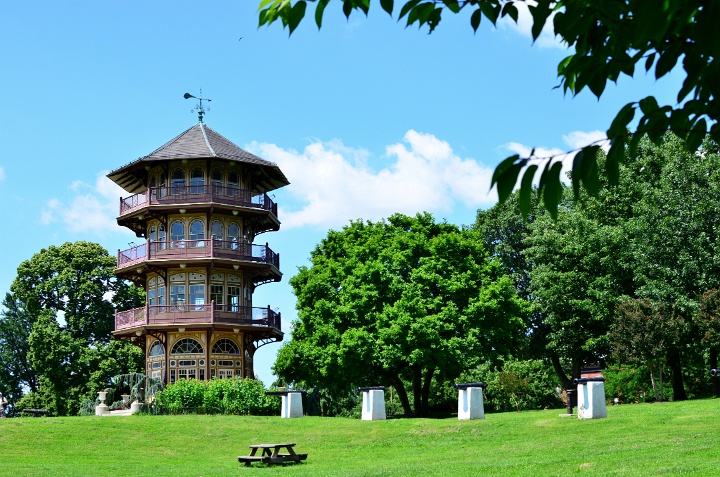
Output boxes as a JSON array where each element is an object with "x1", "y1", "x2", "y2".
[
  {"x1": 119, "y1": 184, "x2": 278, "y2": 217},
  {"x1": 117, "y1": 239, "x2": 279, "y2": 270},
  {"x1": 115, "y1": 303, "x2": 281, "y2": 331}
]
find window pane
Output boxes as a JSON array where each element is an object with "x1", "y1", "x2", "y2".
[
  {"x1": 228, "y1": 286, "x2": 240, "y2": 312},
  {"x1": 190, "y1": 284, "x2": 205, "y2": 309},
  {"x1": 211, "y1": 285, "x2": 223, "y2": 305},
  {"x1": 170, "y1": 285, "x2": 185, "y2": 307},
  {"x1": 190, "y1": 168, "x2": 204, "y2": 194},
  {"x1": 171, "y1": 169, "x2": 185, "y2": 195},
  {"x1": 190, "y1": 220, "x2": 204, "y2": 241}
]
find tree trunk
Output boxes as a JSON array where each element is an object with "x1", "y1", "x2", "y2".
[
  {"x1": 412, "y1": 366, "x2": 422, "y2": 417},
  {"x1": 710, "y1": 348, "x2": 720, "y2": 396},
  {"x1": 667, "y1": 352, "x2": 687, "y2": 401},
  {"x1": 419, "y1": 366, "x2": 435, "y2": 417},
  {"x1": 550, "y1": 352, "x2": 571, "y2": 389},
  {"x1": 648, "y1": 363, "x2": 661, "y2": 401},
  {"x1": 391, "y1": 374, "x2": 413, "y2": 417}
]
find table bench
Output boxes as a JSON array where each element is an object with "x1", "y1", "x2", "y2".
[
  {"x1": 22, "y1": 409, "x2": 48, "y2": 417},
  {"x1": 238, "y1": 443, "x2": 307, "y2": 466}
]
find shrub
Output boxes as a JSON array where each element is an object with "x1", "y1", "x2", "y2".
[{"x1": 154, "y1": 378, "x2": 278, "y2": 415}]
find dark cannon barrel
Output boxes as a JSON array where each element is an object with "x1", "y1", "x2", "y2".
[
  {"x1": 453, "y1": 382, "x2": 486, "y2": 390},
  {"x1": 573, "y1": 377, "x2": 605, "y2": 384},
  {"x1": 357, "y1": 386, "x2": 385, "y2": 392},
  {"x1": 711, "y1": 369, "x2": 719, "y2": 377},
  {"x1": 265, "y1": 390, "x2": 307, "y2": 396}
]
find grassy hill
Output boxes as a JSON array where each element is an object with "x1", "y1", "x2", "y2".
[{"x1": 2, "y1": 398, "x2": 719, "y2": 476}]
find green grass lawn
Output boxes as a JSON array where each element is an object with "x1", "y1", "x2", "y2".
[{"x1": 2, "y1": 399, "x2": 719, "y2": 477}]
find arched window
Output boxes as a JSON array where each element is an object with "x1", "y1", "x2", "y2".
[
  {"x1": 171, "y1": 169, "x2": 186, "y2": 195},
  {"x1": 159, "y1": 172, "x2": 167, "y2": 198},
  {"x1": 228, "y1": 222, "x2": 240, "y2": 250},
  {"x1": 189, "y1": 220, "x2": 204, "y2": 242},
  {"x1": 210, "y1": 220, "x2": 225, "y2": 248},
  {"x1": 149, "y1": 225, "x2": 156, "y2": 242},
  {"x1": 212, "y1": 338, "x2": 240, "y2": 354},
  {"x1": 171, "y1": 338, "x2": 204, "y2": 354},
  {"x1": 149, "y1": 341, "x2": 165, "y2": 357},
  {"x1": 211, "y1": 168, "x2": 224, "y2": 195},
  {"x1": 228, "y1": 170, "x2": 239, "y2": 189},
  {"x1": 190, "y1": 167, "x2": 204, "y2": 194},
  {"x1": 171, "y1": 221, "x2": 185, "y2": 248}
]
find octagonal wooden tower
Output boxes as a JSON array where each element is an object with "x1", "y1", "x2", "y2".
[{"x1": 108, "y1": 120, "x2": 289, "y2": 383}]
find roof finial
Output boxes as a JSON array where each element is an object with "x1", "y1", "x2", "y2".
[{"x1": 183, "y1": 89, "x2": 211, "y2": 123}]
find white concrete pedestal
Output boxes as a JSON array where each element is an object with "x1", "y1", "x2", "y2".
[
  {"x1": 576, "y1": 378, "x2": 607, "y2": 419},
  {"x1": 457, "y1": 387, "x2": 485, "y2": 420},
  {"x1": 95, "y1": 403, "x2": 109, "y2": 416},
  {"x1": 359, "y1": 387, "x2": 386, "y2": 421},
  {"x1": 281, "y1": 392, "x2": 304, "y2": 418},
  {"x1": 130, "y1": 401, "x2": 142, "y2": 414}
]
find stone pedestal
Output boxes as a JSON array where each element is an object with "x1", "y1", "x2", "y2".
[
  {"x1": 266, "y1": 390, "x2": 306, "y2": 418},
  {"x1": 281, "y1": 392, "x2": 304, "y2": 418},
  {"x1": 454, "y1": 382, "x2": 486, "y2": 420},
  {"x1": 130, "y1": 401, "x2": 142, "y2": 414},
  {"x1": 575, "y1": 378, "x2": 607, "y2": 419},
  {"x1": 95, "y1": 391, "x2": 110, "y2": 416},
  {"x1": 358, "y1": 387, "x2": 386, "y2": 421}
]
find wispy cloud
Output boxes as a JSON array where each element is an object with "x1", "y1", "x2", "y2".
[
  {"x1": 0, "y1": 166, "x2": 5, "y2": 182},
  {"x1": 41, "y1": 172, "x2": 131, "y2": 237},
  {"x1": 248, "y1": 130, "x2": 497, "y2": 229}
]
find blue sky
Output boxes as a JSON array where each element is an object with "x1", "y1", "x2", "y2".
[{"x1": 0, "y1": 1, "x2": 683, "y2": 382}]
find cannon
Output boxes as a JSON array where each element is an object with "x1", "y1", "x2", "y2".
[{"x1": 711, "y1": 369, "x2": 719, "y2": 377}]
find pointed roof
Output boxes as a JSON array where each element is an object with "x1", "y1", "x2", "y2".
[{"x1": 108, "y1": 122, "x2": 289, "y2": 194}]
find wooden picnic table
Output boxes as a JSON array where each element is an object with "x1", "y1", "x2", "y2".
[{"x1": 238, "y1": 443, "x2": 308, "y2": 466}]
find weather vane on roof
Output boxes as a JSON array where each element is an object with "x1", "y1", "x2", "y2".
[{"x1": 184, "y1": 90, "x2": 211, "y2": 123}]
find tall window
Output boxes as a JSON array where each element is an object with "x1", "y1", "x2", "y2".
[
  {"x1": 228, "y1": 170, "x2": 239, "y2": 189},
  {"x1": 190, "y1": 167, "x2": 204, "y2": 194},
  {"x1": 147, "y1": 276, "x2": 166, "y2": 309},
  {"x1": 228, "y1": 222, "x2": 240, "y2": 250},
  {"x1": 211, "y1": 220, "x2": 224, "y2": 247},
  {"x1": 171, "y1": 221, "x2": 185, "y2": 248},
  {"x1": 149, "y1": 341, "x2": 165, "y2": 357},
  {"x1": 157, "y1": 276, "x2": 166, "y2": 306},
  {"x1": 189, "y1": 220, "x2": 204, "y2": 245},
  {"x1": 158, "y1": 172, "x2": 167, "y2": 198},
  {"x1": 170, "y1": 273, "x2": 186, "y2": 310},
  {"x1": 171, "y1": 169, "x2": 185, "y2": 195},
  {"x1": 189, "y1": 272, "x2": 205, "y2": 310},
  {"x1": 211, "y1": 168, "x2": 224, "y2": 195},
  {"x1": 158, "y1": 224, "x2": 166, "y2": 250},
  {"x1": 148, "y1": 277, "x2": 157, "y2": 306},
  {"x1": 228, "y1": 285, "x2": 240, "y2": 312}
]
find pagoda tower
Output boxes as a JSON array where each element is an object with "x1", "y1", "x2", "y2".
[{"x1": 108, "y1": 117, "x2": 288, "y2": 384}]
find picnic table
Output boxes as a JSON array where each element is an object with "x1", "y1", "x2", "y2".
[{"x1": 238, "y1": 443, "x2": 308, "y2": 466}]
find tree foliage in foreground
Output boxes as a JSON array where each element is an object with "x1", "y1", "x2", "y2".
[
  {"x1": 2, "y1": 242, "x2": 144, "y2": 416},
  {"x1": 275, "y1": 213, "x2": 527, "y2": 417},
  {"x1": 258, "y1": 0, "x2": 720, "y2": 216}
]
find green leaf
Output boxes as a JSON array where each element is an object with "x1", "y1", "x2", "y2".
[
  {"x1": 638, "y1": 96, "x2": 659, "y2": 115},
  {"x1": 315, "y1": 0, "x2": 329, "y2": 28},
  {"x1": 470, "y1": 8, "x2": 481, "y2": 32},
  {"x1": 606, "y1": 140, "x2": 623, "y2": 186},
  {"x1": 542, "y1": 161, "x2": 564, "y2": 220},
  {"x1": 343, "y1": 0, "x2": 353, "y2": 19},
  {"x1": 608, "y1": 102, "x2": 636, "y2": 138},
  {"x1": 644, "y1": 52, "x2": 656, "y2": 72},
  {"x1": 655, "y1": 47, "x2": 681, "y2": 80},
  {"x1": 502, "y1": 2, "x2": 518, "y2": 23},
  {"x1": 518, "y1": 165, "x2": 538, "y2": 217},
  {"x1": 496, "y1": 163, "x2": 522, "y2": 204},
  {"x1": 380, "y1": 0, "x2": 394, "y2": 16},
  {"x1": 442, "y1": 0, "x2": 461, "y2": 14},
  {"x1": 479, "y1": 0, "x2": 500, "y2": 25},
  {"x1": 491, "y1": 154, "x2": 520, "y2": 188},
  {"x1": 288, "y1": 0, "x2": 307, "y2": 34},
  {"x1": 399, "y1": 0, "x2": 422, "y2": 19}
]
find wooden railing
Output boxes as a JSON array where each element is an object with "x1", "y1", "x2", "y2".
[
  {"x1": 114, "y1": 302, "x2": 281, "y2": 331},
  {"x1": 119, "y1": 184, "x2": 278, "y2": 217},
  {"x1": 117, "y1": 239, "x2": 279, "y2": 270}
]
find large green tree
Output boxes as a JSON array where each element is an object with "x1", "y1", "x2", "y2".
[
  {"x1": 5, "y1": 241, "x2": 144, "y2": 415},
  {"x1": 0, "y1": 294, "x2": 39, "y2": 408},
  {"x1": 274, "y1": 213, "x2": 527, "y2": 416},
  {"x1": 259, "y1": 0, "x2": 719, "y2": 215}
]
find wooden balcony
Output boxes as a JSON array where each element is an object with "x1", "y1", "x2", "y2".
[
  {"x1": 114, "y1": 303, "x2": 281, "y2": 332},
  {"x1": 118, "y1": 184, "x2": 279, "y2": 221},
  {"x1": 116, "y1": 239, "x2": 280, "y2": 272}
]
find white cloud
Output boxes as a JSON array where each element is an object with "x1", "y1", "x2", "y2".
[
  {"x1": 0, "y1": 166, "x2": 5, "y2": 182},
  {"x1": 498, "y1": 1, "x2": 565, "y2": 49},
  {"x1": 41, "y1": 172, "x2": 128, "y2": 237},
  {"x1": 247, "y1": 130, "x2": 497, "y2": 229}
]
